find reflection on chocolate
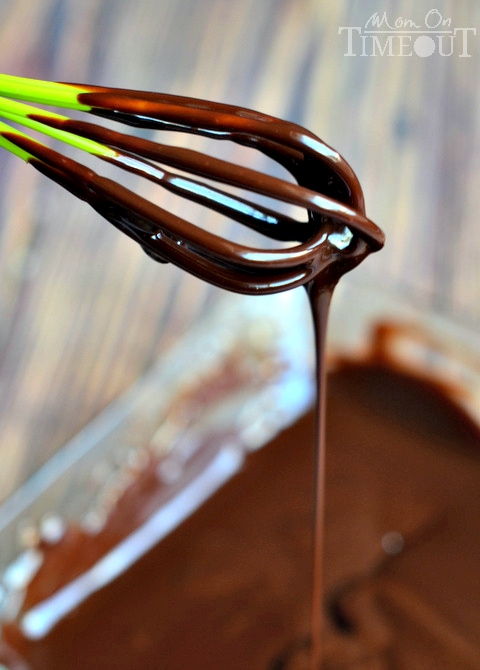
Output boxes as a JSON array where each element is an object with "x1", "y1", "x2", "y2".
[{"x1": 4, "y1": 85, "x2": 384, "y2": 293}]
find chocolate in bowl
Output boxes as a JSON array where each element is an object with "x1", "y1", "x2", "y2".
[{"x1": 0, "y1": 285, "x2": 480, "y2": 669}]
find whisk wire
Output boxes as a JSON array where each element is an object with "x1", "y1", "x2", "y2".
[{"x1": 0, "y1": 75, "x2": 384, "y2": 294}]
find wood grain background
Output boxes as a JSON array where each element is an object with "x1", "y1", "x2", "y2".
[{"x1": 0, "y1": 0, "x2": 479, "y2": 503}]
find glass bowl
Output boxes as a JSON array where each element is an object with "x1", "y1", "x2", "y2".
[{"x1": 0, "y1": 281, "x2": 479, "y2": 669}]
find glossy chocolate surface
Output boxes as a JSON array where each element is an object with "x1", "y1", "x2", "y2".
[
  {"x1": 5, "y1": 86, "x2": 383, "y2": 293},
  {"x1": 1, "y1": 354, "x2": 479, "y2": 669}
]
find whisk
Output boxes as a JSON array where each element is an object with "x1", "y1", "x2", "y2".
[{"x1": 0, "y1": 74, "x2": 384, "y2": 294}]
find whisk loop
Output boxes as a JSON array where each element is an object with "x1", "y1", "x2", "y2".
[{"x1": 0, "y1": 74, "x2": 384, "y2": 294}]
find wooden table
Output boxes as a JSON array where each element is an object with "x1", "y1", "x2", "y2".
[{"x1": 0, "y1": 0, "x2": 479, "y2": 503}]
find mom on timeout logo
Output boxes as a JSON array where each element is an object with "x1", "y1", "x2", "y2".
[{"x1": 339, "y1": 8, "x2": 476, "y2": 57}]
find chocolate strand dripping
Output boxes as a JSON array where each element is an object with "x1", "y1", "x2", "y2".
[{"x1": 0, "y1": 78, "x2": 384, "y2": 668}]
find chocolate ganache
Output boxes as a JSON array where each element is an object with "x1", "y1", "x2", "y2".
[
  {"x1": 5, "y1": 87, "x2": 475, "y2": 669},
  {"x1": 1, "y1": 329, "x2": 480, "y2": 669}
]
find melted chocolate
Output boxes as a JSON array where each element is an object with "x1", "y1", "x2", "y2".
[
  {"x1": 1, "y1": 352, "x2": 479, "y2": 669},
  {"x1": 0, "y1": 88, "x2": 387, "y2": 667},
  {"x1": 3, "y1": 87, "x2": 383, "y2": 293}
]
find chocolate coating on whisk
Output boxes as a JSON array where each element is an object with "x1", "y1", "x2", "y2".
[{"x1": 7, "y1": 87, "x2": 383, "y2": 294}]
